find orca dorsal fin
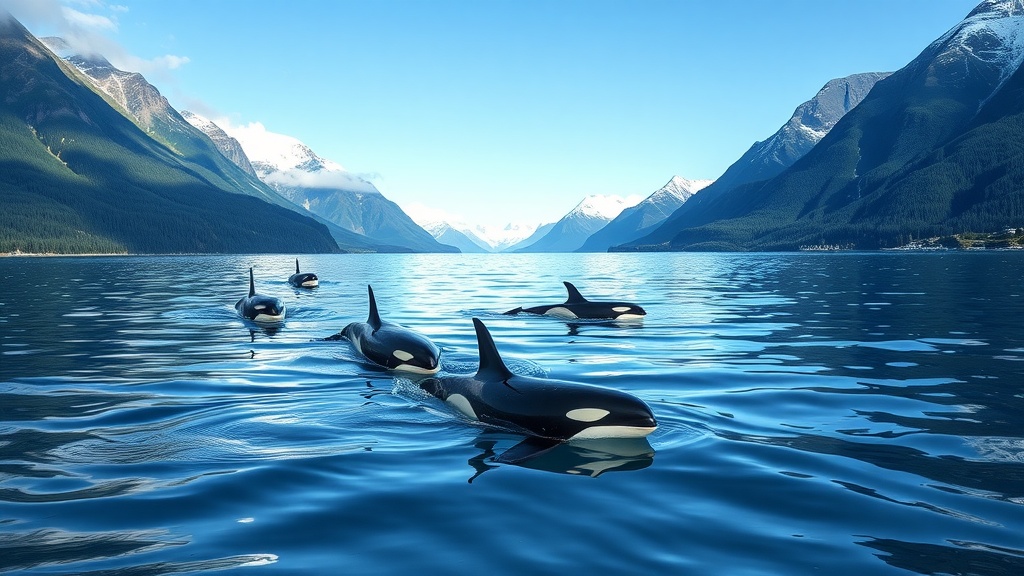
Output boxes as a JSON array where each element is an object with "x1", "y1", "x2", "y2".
[
  {"x1": 472, "y1": 318, "x2": 514, "y2": 380},
  {"x1": 563, "y1": 281, "x2": 588, "y2": 304},
  {"x1": 248, "y1": 267, "x2": 255, "y2": 297},
  {"x1": 295, "y1": 258, "x2": 300, "y2": 274},
  {"x1": 366, "y1": 285, "x2": 382, "y2": 330}
]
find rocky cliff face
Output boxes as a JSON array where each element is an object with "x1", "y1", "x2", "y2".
[
  {"x1": 712, "y1": 72, "x2": 891, "y2": 194},
  {"x1": 180, "y1": 110, "x2": 258, "y2": 177}
]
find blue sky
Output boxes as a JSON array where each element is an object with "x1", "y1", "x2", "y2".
[{"x1": 9, "y1": 0, "x2": 981, "y2": 229}]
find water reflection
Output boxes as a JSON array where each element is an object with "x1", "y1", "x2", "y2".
[
  {"x1": 0, "y1": 527, "x2": 277, "y2": 574},
  {"x1": 859, "y1": 537, "x2": 1024, "y2": 575},
  {"x1": 467, "y1": 432, "x2": 655, "y2": 482},
  {"x1": 563, "y1": 318, "x2": 646, "y2": 337}
]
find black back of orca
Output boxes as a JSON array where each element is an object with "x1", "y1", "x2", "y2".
[
  {"x1": 505, "y1": 281, "x2": 646, "y2": 320},
  {"x1": 288, "y1": 258, "x2": 319, "y2": 288},
  {"x1": 419, "y1": 318, "x2": 657, "y2": 441},
  {"x1": 340, "y1": 285, "x2": 440, "y2": 374},
  {"x1": 236, "y1": 267, "x2": 286, "y2": 323}
]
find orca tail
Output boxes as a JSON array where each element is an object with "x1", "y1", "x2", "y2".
[
  {"x1": 563, "y1": 281, "x2": 588, "y2": 304},
  {"x1": 503, "y1": 307, "x2": 523, "y2": 315},
  {"x1": 366, "y1": 285, "x2": 383, "y2": 330},
  {"x1": 248, "y1": 268, "x2": 255, "y2": 297},
  {"x1": 295, "y1": 258, "x2": 300, "y2": 274},
  {"x1": 472, "y1": 318, "x2": 513, "y2": 380}
]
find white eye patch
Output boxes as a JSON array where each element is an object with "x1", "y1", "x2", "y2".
[
  {"x1": 254, "y1": 305, "x2": 266, "y2": 310},
  {"x1": 566, "y1": 408, "x2": 609, "y2": 422},
  {"x1": 392, "y1": 350, "x2": 414, "y2": 361},
  {"x1": 612, "y1": 307, "x2": 632, "y2": 313}
]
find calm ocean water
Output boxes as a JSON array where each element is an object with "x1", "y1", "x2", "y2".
[{"x1": 1, "y1": 252, "x2": 1023, "y2": 575}]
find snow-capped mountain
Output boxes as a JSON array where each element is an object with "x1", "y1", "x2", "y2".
[
  {"x1": 472, "y1": 222, "x2": 543, "y2": 251},
  {"x1": 577, "y1": 176, "x2": 713, "y2": 252},
  {"x1": 420, "y1": 222, "x2": 491, "y2": 253},
  {"x1": 2, "y1": 26, "x2": 338, "y2": 254},
  {"x1": 38, "y1": 37, "x2": 398, "y2": 252},
  {"x1": 933, "y1": 0, "x2": 1024, "y2": 89},
  {"x1": 625, "y1": 0, "x2": 1024, "y2": 251},
  {"x1": 515, "y1": 194, "x2": 642, "y2": 253},
  {"x1": 216, "y1": 120, "x2": 376, "y2": 193},
  {"x1": 194, "y1": 118, "x2": 456, "y2": 253},
  {"x1": 405, "y1": 202, "x2": 546, "y2": 252}
]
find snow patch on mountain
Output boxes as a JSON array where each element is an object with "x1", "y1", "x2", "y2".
[
  {"x1": 567, "y1": 194, "x2": 644, "y2": 221},
  {"x1": 933, "y1": 0, "x2": 1024, "y2": 90},
  {"x1": 217, "y1": 119, "x2": 379, "y2": 194},
  {"x1": 655, "y1": 176, "x2": 714, "y2": 201}
]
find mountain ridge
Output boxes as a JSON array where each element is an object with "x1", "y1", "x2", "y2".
[
  {"x1": 0, "y1": 14, "x2": 339, "y2": 254},
  {"x1": 620, "y1": 0, "x2": 1024, "y2": 251},
  {"x1": 515, "y1": 194, "x2": 641, "y2": 253},
  {"x1": 577, "y1": 176, "x2": 712, "y2": 252}
]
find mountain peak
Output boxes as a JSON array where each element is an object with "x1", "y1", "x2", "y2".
[
  {"x1": 933, "y1": 0, "x2": 1024, "y2": 85},
  {"x1": 222, "y1": 121, "x2": 344, "y2": 174},
  {"x1": 568, "y1": 194, "x2": 642, "y2": 220},
  {"x1": 970, "y1": 0, "x2": 1024, "y2": 18},
  {"x1": 657, "y1": 176, "x2": 714, "y2": 201}
]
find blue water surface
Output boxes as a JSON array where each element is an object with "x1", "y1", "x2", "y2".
[{"x1": 1, "y1": 252, "x2": 1023, "y2": 575}]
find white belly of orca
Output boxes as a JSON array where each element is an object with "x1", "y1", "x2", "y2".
[{"x1": 568, "y1": 425, "x2": 657, "y2": 441}]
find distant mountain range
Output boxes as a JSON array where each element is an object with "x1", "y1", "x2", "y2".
[
  {"x1": 620, "y1": 0, "x2": 1024, "y2": 251},
  {"x1": 0, "y1": 16, "x2": 338, "y2": 254},
  {"x1": 186, "y1": 115, "x2": 457, "y2": 253},
  {"x1": 0, "y1": 25, "x2": 457, "y2": 254},
  {"x1": 576, "y1": 176, "x2": 713, "y2": 252},
  {"x1": 514, "y1": 194, "x2": 642, "y2": 253},
  {"x1": 419, "y1": 221, "x2": 492, "y2": 253},
  {"x1": 4, "y1": 2, "x2": 1021, "y2": 255}
]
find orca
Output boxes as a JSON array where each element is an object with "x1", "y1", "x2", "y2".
[
  {"x1": 288, "y1": 258, "x2": 319, "y2": 288},
  {"x1": 504, "y1": 281, "x2": 646, "y2": 320},
  {"x1": 419, "y1": 318, "x2": 657, "y2": 441},
  {"x1": 340, "y1": 285, "x2": 441, "y2": 374},
  {"x1": 235, "y1": 267, "x2": 286, "y2": 323}
]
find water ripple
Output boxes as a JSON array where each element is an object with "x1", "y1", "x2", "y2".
[{"x1": 2, "y1": 253, "x2": 1024, "y2": 575}]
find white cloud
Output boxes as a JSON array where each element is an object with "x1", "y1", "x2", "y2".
[
  {"x1": 264, "y1": 169, "x2": 380, "y2": 194},
  {"x1": 5, "y1": 0, "x2": 188, "y2": 77},
  {"x1": 118, "y1": 53, "x2": 191, "y2": 74},
  {"x1": 214, "y1": 117, "x2": 381, "y2": 194},
  {"x1": 60, "y1": 6, "x2": 116, "y2": 31}
]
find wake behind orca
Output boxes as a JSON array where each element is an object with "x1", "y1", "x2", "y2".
[
  {"x1": 419, "y1": 318, "x2": 657, "y2": 441},
  {"x1": 339, "y1": 285, "x2": 441, "y2": 374},
  {"x1": 235, "y1": 268, "x2": 286, "y2": 323},
  {"x1": 504, "y1": 281, "x2": 646, "y2": 320},
  {"x1": 288, "y1": 258, "x2": 318, "y2": 288}
]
